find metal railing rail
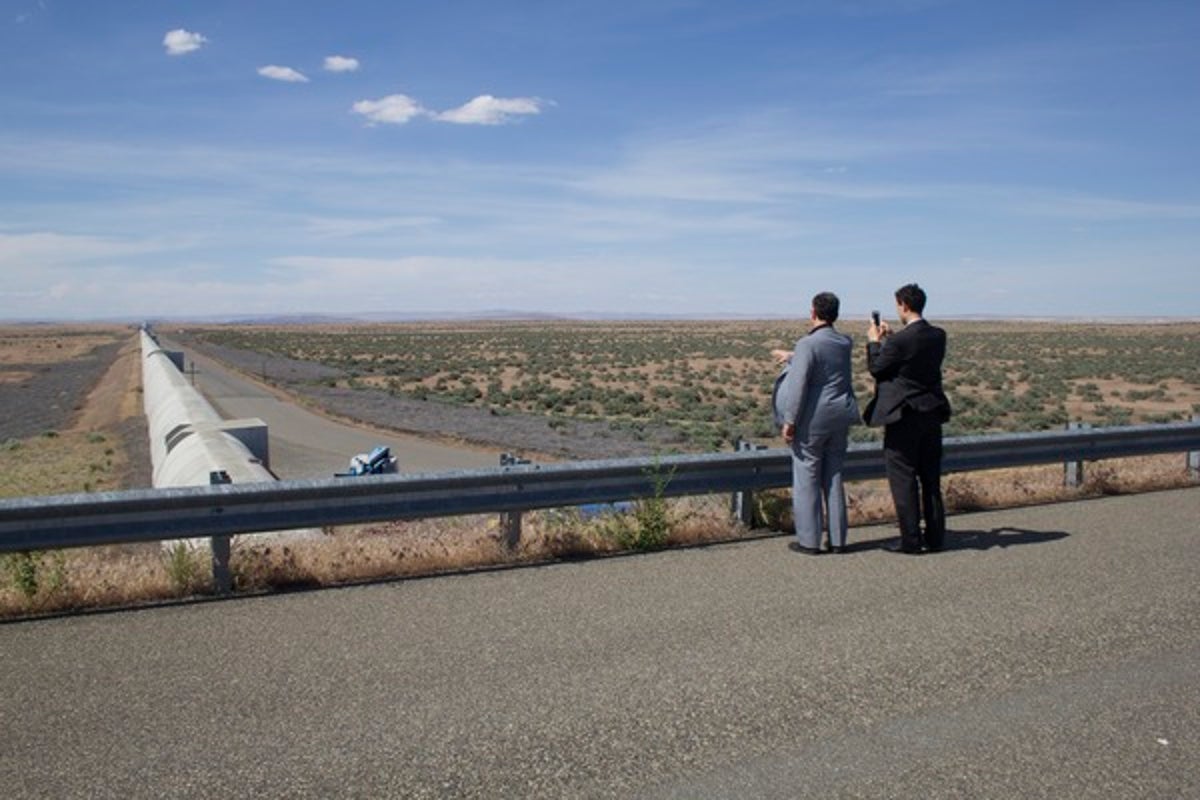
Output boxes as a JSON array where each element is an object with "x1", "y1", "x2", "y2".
[{"x1": 2, "y1": 421, "x2": 1198, "y2": 557}]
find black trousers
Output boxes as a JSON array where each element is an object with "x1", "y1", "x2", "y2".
[{"x1": 883, "y1": 409, "x2": 946, "y2": 551}]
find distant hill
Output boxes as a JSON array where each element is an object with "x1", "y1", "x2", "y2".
[{"x1": 6, "y1": 310, "x2": 1199, "y2": 325}]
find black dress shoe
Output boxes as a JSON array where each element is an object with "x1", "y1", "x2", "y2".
[
  {"x1": 788, "y1": 542, "x2": 822, "y2": 555},
  {"x1": 882, "y1": 540, "x2": 922, "y2": 555},
  {"x1": 828, "y1": 545, "x2": 846, "y2": 554}
]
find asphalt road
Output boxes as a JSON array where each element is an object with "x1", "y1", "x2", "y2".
[
  {"x1": 2, "y1": 488, "x2": 1197, "y2": 798},
  {"x1": 162, "y1": 339, "x2": 498, "y2": 479}
]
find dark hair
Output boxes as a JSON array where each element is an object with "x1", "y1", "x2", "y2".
[
  {"x1": 894, "y1": 283, "x2": 927, "y2": 314},
  {"x1": 812, "y1": 292, "x2": 839, "y2": 323}
]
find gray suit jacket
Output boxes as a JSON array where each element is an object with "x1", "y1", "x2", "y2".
[{"x1": 772, "y1": 325, "x2": 861, "y2": 438}]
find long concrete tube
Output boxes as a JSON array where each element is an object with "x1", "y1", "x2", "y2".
[
  {"x1": 141, "y1": 327, "x2": 311, "y2": 579},
  {"x1": 141, "y1": 329, "x2": 275, "y2": 488}
]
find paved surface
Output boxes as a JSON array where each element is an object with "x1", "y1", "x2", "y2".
[
  {"x1": 162, "y1": 339, "x2": 498, "y2": 479},
  {"x1": 2, "y1": 488, "x2": 1198, "y2": 798}
]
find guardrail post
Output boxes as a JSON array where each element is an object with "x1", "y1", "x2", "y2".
[
  {"x1": 1190, "y1": 415, "x2": 1200, "y2": 481},
  {"x1": 1064, "y1": 421, "x2": 1091, "y2": 488},
  {"x1": 209, "y1": 470, "x2": 233, "y2": 594},
  {"x1": 732, "y1": 439, "x2": 767, "y2": 528},
  {"x1": 499, "y1": 453, "x2": 531, "y2": 549}
]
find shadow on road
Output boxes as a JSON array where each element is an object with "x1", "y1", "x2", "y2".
[
  {"x1": 838, "y1": 527, "x2": 1070, "y2": 554},
  {"x1": 943, "y1": 526, "x2": 1070, "y2": 550}
]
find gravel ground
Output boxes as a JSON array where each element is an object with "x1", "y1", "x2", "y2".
[
  {"x1": 179, "y1": 336, "x2": 689, "y2": 460},
  {"x1": 113, "y1": 414, "x2": 152, "y2": 489},
  {"x1": 0, "y1": 339, "x2": 126, "y2": 442}
]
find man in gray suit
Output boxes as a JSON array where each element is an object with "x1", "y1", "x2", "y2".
[{"x1": 773, "y1": 292, "x2": 861, "y2": 554}]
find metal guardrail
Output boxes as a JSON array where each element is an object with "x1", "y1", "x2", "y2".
[{"x1": 2, "y1": 421, "x2": 1198, "y2": 556}]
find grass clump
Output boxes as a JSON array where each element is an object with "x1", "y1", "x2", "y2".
[
  {"x1": 599, "y1": 462, "x2": 677, "y2": 551},
  {"x1": 2, "y1": 550, "x2": 69, "y2": 606},
  {"x1": 4, "y1": 552, "x2": 40, "y2": 599},
  {"x1": 163, "y1": 543, "x2": 206, "y2": 596}
]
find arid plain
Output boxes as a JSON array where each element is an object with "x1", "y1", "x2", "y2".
[{"x1": 2, "y1": 320, "x2": 1197, "y2": 615}]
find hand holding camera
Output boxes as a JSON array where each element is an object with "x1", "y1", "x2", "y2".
[{"x1": 868, "y1": 310, "x2": 890, "y2": 342}]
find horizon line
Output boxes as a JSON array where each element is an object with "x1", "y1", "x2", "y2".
[{"x1": 4, "y1": 310, "x2": 1200, "y2": 325}]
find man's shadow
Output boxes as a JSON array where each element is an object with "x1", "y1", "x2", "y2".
[
  {"x1": 940, "y1": 527, "x2": 1069, "y2": 551},
  {"x1": 851, "y1": 527, "x2": 1069, "y2": 553}
]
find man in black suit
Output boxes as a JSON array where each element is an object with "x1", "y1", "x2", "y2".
[{"x1": 865, "y1": 283, "x2": 951, "y2": 554}]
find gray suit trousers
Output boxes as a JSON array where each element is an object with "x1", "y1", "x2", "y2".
[{"x1": 790, "y1": 428, "x2": 850, "y2": 550}]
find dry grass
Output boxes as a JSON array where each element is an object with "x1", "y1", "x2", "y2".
[
  {"x1": 232, "y1": 518, "x2": 517, "y2": 591},
  {"x1": 0, "y1": 430, "x2": 128, "y2": 498},
  {"x1": 1, "y1": 544, "x2": 184, "y2": 617},
  {"x1": 939, "y1": 453, "x2": 1191, "y2": 511},
  {"x1": 229, "y1": 495, "x2": 739, "y2": 594},
  {"x1": 0, "y1": 325, "x2": 125, "y2": 365},
  {"x1": 4, "y1": 455, "x2": 1194, "y2": 619}
]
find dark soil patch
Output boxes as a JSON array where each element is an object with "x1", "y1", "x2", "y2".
[
  {"x1": 0, "y1": 339, "x2": 126, "y2": 441},
  {"x1": 301, "y1": 384, "x2": 686, "y2": 460}
]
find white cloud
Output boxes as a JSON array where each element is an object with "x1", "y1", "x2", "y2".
[
  {"x1": 263, "y1": 254, "x2": 658, "y2": 311},
  {"x1": 258, "y1": 65, "x2": 309, "y2": 83},
  {"x1": 571, "y1": 122, "x2": 920, "y2": 204},
  {"x1": 324, "y1": 55, "x2": 360, "y2": 73},
  {"x1": 1012, "y1": 192, "x2": 1200, "y2": 221},
  {"x1": 0, "y1": 231, "x2": 157, "y2": 267},
  {"x1": 163, "y1": 29, "x2": 207, "y2": 56},
  {"x1": 351, "y1": 94, "x2": 427, "y2": 125},
  {"x1": 303, "y1": 215, "x2": 442, "y2": 239},
  {"x1": 348, "y1": 93, "x2": 548, "y2": 127},
  {"x1": 435, "y1": 95, "x2": 544, "y2": 125},
  {"x1": 0, "y1": 232, "x2": 178, "y2": 316}
]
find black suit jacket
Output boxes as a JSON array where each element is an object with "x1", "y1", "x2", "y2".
[{"x1": 864, "y1": 319, "x2": 951, "y2": 427}]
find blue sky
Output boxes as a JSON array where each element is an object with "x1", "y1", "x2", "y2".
[{"x1": 1, "y1": 1, "x2": 1198, "y2": 320}]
